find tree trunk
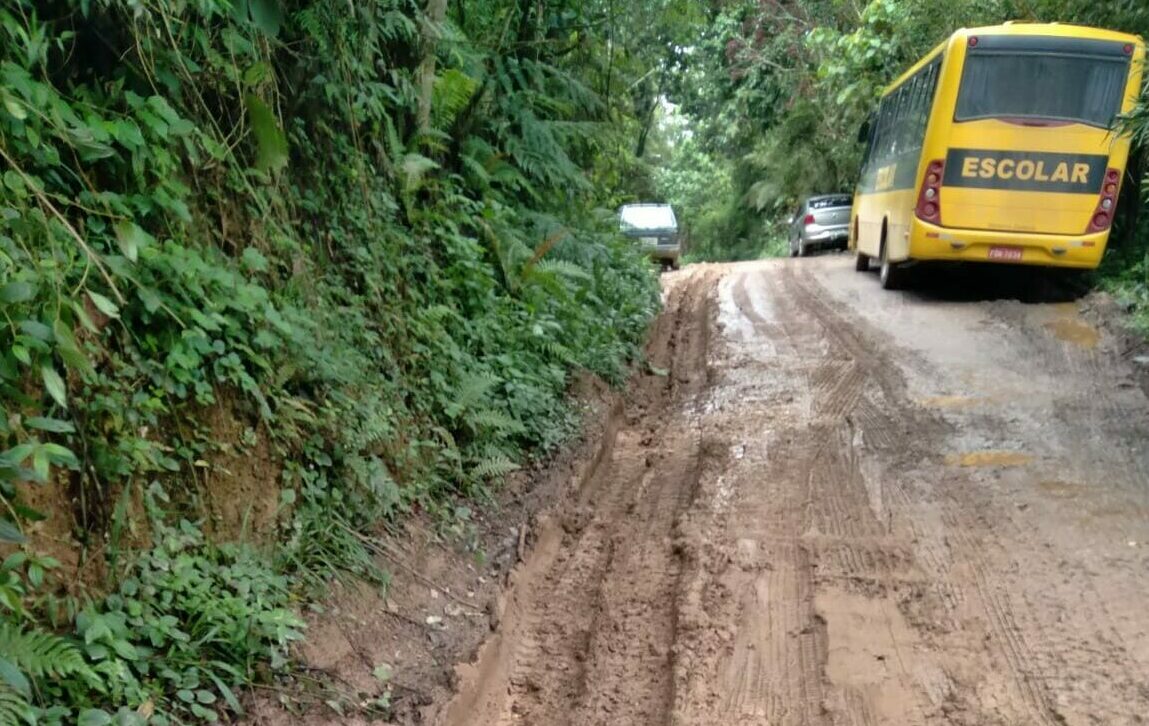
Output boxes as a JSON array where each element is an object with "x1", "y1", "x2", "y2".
[
  {"x1": 635, "y1": 61, "x2": 670, "y2": 158},
  {"x1": 417, "y1": 0, "x2": 449, "y2": 133}
]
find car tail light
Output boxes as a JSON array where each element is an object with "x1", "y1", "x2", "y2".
[
  {"x1": 915, "y1": 160, "x2": 944, "y2": 224},
  {"x1": 803, "y1": 214, "x2": 815, "y2": 226},
  {"x1": 1086, "y1": 168, "x2": 1121, "y2": 233}
]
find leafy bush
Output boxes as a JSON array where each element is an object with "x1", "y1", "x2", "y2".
[{"x1": 0, "y1": 484, "x2": 303, "y2": 724}]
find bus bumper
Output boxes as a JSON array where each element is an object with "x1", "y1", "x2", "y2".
[{"x1": 907, "y1": 221, "x2": 1107, "y2": 270}]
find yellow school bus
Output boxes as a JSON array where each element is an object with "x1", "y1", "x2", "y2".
[{"x1": 850, "y1": 23, "x2": 1146, "y2": 289}]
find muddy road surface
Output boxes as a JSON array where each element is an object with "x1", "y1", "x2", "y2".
[{"x1": 443, "y1": 256, "x2": 1149, "y2": 726}]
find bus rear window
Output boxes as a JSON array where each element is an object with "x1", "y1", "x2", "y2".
[{"x1": 955, "y1": 52, "x2": 1129, "y2": 128}]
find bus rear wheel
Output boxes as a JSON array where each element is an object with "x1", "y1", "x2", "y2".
[
  {"x1": 879, "y1": 247, "x2": 908, "y2": 290},
  {"x1": 854, "y1": 251, "x2": 870, "y2": 272}
]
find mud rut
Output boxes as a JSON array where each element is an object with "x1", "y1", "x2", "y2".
[{"x1": 443, "y1": 260, "x2": 1149, "y2": 726}]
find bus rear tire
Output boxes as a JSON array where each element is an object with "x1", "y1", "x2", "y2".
[
  {"x1": 855, "y1": 252, "x2": 870, "y2": 272},
  {"x1": 879, "y1": 248, "x2": 908, "y2": 290}
]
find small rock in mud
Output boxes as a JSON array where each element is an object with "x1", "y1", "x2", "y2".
[
  {"x1": 562, "y1": 506, "x2": 592, "y2": 533},
  {"x1": 486, "y1": 597, "x2": 503, "y2": 631},
  {"x1": 510, "y1": 672, "x2": 542, "y2": 692}
]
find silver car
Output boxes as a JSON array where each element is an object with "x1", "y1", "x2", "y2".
[{"x1": 788, "y1": 194, "x2": 852, "y2": 257}]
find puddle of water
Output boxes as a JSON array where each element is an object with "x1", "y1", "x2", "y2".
[
  {"x1": 945, "y1": 451, "x2": 1033, "y2": 468},
  {"x1": 1043, "y1": 319, "x2": 1100, "y2": 349}
]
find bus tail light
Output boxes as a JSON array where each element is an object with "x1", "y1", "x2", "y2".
[
  {"x1": 804, "y1": 214, "x2": 815, "y2": 226},
  {"x1": 1086, "y1": 168, "x2": 1121, "y2": 233},
  {"x1": 915, "y1": 160, "x2": 944, "y2": 224}
]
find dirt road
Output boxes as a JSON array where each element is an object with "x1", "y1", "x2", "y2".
[{"x1": 443, "y1": 256, "x2": 1149, "y2": 725}]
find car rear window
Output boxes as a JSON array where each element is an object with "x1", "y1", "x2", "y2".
[
  {"x1": 619, "y1": 204, "x2": 677, "y2": 232},
  {"x1": 809, "y1": 196, "x2": 852, "y2": 209}
]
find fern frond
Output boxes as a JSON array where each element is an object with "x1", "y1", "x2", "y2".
[
  {"x1": 430, "y1": 425, "x2": 459, "y2": 453},
  {"x1": 466, "y1": 409, "x2": 526, "y2": 436},
  {"x1": 0, "y1": 683, "x2": 32, "y2": 726},
  {"x1": 433, "y1": 68, "x2": 479, "y2": 129},
  {"x1": 539, "y1": 338, "x2": 574, "y2": 364},
  {"x1": 0, "y1": 624, "x2": 90, "y2": 681},
  {"x1": 470, "y1": 455, "x2": 520, "y2": 480},
  {"x1": 445, "y1": 373, "x2": 500, "y2": 419},
  {"x1": 533, "y1": 61, "x2": 603, "y2": 115},
  {"x1": 460, "y1": 148, "x2": 492, "y2": 187},
  {"x1": 531, "y1": 259, "x2": 592, "y2": 283},
  {"x1": 379, "y1": 9, "x2": 417, "y2": 42},
  {"x1": 295, "y1": 9, "x2": 326, "y2": 47}
]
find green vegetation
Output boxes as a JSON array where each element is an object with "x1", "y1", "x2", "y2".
[
  {"x1": 0, "y1": 0, "x2": 703, "y2": 721},
  {"x1": 658, "y1": 0, "x2": 1149, "y2": 264}
]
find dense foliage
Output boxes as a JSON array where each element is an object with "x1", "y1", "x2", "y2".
[
  {"x1": 0, "y1": 0, "x2": 688, "y2": 721},
  {"x1": 660, "y1": 0, "x2": 1149, "y2": 261}
]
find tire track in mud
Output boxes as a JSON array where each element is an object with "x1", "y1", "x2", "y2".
[
  {"x1": 671, "y1": 262, "x2": 1071, "y2": 726},
  {"x1": 668, "y1": 265, "x2": 881, "y2": 725},
  {"x1": 784, "y1": 266, "x2": 1074, "y2": 725},
  {"x1": 695, "y1": 266, "x2": 907, "y2": 725},
  {"x1": 938, "y1": 301, "x2": 1149, "y2": 723},
  {"x1": 443, "y1": 270, "x2": 720, "y2": 726},
  {"x1": 442, "y1": 259, "x2": 1149, "y2": 726}
]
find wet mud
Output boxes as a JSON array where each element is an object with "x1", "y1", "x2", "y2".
[{"x1": 441, "y1": 256, "x2": 1149, "y2": 726}]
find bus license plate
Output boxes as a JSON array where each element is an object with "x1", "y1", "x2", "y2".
[{"x1": 988, "y1": 246, "x2": 1023, "y2": 262}]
